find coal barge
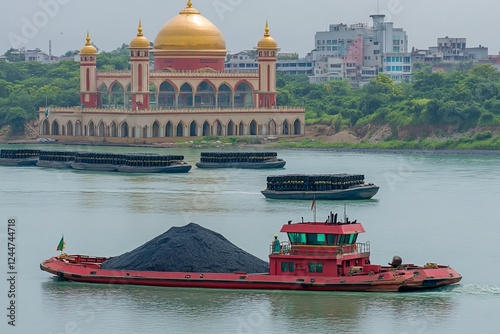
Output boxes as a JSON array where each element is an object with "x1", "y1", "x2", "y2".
[
  {"x1": 0, "y1": 149, "x2": 40, "y2": 166},
  {"x1": 196, "y1": 152, "x2": 285, "y2": 169},
  {"x1": 40, "y1": 211, "x2": 461, "y2": 292},
  {"x1": 71, "y1": 152, "x2": 191, "y2": 173},
  {"x1": 262, "y1": 174, "x2": 379, "y2": 200}
]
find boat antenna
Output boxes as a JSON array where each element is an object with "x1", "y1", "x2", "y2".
[{"x1": 343, "y1": 203, "x2": 347, "y2": 223}]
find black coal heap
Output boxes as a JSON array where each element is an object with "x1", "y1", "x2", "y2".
[{"x1": 101, "y1": 223, "x2": 269, "y2": 273}]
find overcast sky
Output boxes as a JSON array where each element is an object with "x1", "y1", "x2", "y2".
[{"x1": 1, "y1": 0, "x2": 499, "y2": 57}]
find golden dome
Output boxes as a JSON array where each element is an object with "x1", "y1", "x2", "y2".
[
  {"x1": 130, "y1": 20, "x2": 150, "y2": 48},
  {"x1": 154, "y1": 1, "x2": 226, "y2": 52},
  {"x1": 80, "y1": 31, "x2": 98, "y2": 55},
  {"x1": 257, "y1": 21, "x2": 278, "y2": 49}
]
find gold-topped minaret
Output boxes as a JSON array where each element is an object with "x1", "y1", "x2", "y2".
[
  {"x1": 257, "y1": 21, "x2": 278, "y2": 108},
  {"x1": 130, "y1": 20, "x2": 150, "y2": 48},
  {"x1": 80, "y1": 31, "x2": 97, "y2": 55}
]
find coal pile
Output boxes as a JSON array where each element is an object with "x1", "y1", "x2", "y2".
[{"x1": 101, "y1": 223, "x2": 269, "y2": 273}]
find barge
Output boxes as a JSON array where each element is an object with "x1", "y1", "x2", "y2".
[
  {"x1": 40, "y1": 211, "x2": 461, "y2": 292},
  {"x1": 262, "y1": 174, "x2": 379, "y2": 200},
  {"x1": 196, "y1": 152, "x2": 285, "y2": 169}
]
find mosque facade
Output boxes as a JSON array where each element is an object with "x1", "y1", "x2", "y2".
[{"x1": 38, "y1": 1, "x2": 305, "y2": 143}]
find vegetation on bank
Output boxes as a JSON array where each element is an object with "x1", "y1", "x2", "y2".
[{"x1": 1, "y1": 45, "x2": 500, "y2": 149}]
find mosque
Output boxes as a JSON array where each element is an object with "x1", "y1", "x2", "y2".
[{"x1": 38, "y1": 1, "x2": 305, "y2": 143}]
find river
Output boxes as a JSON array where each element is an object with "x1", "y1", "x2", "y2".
[{"x1": 1, "y1": 144, "x2": 499, "y2": 333}]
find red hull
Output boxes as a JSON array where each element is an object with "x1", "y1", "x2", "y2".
[{"x1": 41, "y1": 255, "x2": 461, "y2": 292}]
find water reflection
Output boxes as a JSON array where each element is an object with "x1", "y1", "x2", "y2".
[{"x1": 41, "y1": 280, "x2": 457, "y2": 333}]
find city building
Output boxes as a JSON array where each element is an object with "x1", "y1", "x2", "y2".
[
  {"x1": 38, "y1": 1, "x2": 305, "y2": 142},
  {"x1": 225, "y1": 51, "x2": 313, "y2": 75},
  {"x1": 309, "y1": 14, "x2": 411, "y2": 85},
  {"x1": 411, "y1": 37, "x2": 489, "y2": 64}
]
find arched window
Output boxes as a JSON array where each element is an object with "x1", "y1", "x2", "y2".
[
  {"x1": 202, "y1": 121, "x2": 211, "y2": 136},
  {"x1": 152, "y1": 121, "x2": 160, "y2": 138},
  {"x1": 121, "y1": 122, "x2": 129, "y2": 138},
  {"x1": 234, "y1": 82, "x2": 254, "y2": 108},
  {"x1": 165, "y1": 121, "x2": 174, "y2": 137},
  {"x1": 195, "y1": 81, "x2": 216, "y2": 108},
  {"x1": 250, "y1": 120, "x2": 258, "y2": 136},
  {"x1": 227, "y1": 120, "x2": 235, "y2": 136},
  {"x1": 51, "y1": 120, "x2": 59, "y2": 136},
  {"x1": 190, "y1": 121, "x2": 198, "y2": 137}
]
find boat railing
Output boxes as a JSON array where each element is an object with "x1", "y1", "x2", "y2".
[{"x1": 270, "y1": 242, "x2": 370, "y2": 256}]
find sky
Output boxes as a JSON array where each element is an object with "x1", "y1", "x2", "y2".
[{"x1": 1, "y1": 0, "x2": 499, "y2": 57}]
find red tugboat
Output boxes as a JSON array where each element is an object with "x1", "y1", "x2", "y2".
[{"x1": 40, "y1": 212, "x2": 461, "y2": 292}]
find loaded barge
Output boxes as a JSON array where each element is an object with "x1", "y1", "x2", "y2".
[
  {"x1": 262, "y1": 174, "x2": 379, "y2": 200},
  {"x1": 40, "y1": 211, "x2": 461, "y2": 292},
  {"x1": 0, "y1": 149, "x2": 39, "y2": 166},
  {"x1": 196, "y1": 152, "x2": 285, "y2": 169}
]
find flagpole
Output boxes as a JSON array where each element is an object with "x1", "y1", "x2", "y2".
[{"x1": 313, "y1": 196, "x2": 317, "y2": 222}]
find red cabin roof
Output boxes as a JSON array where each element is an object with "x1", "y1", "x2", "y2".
[{"x1": 280, "y1": 222, "x2": 365, "y2": 234}]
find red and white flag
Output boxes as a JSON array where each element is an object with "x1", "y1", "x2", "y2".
[{"x1": 311, "y1": 198, "x2": 316, "y2": 211}]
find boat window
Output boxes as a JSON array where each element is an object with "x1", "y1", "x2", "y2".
[
  {"x1": 288, "y1": 233, "x2": 306, "y2": 245},
  {"x1": 349, "y1": 234, "x2": 358, "y2": 244},
  {"x1": 306, "y1": 233, "x2": 326, "y2": 245},
  {"x1": 326, "y1": 234, "x2": 337, "y2": 245},
  {"x1": 308, "y1": 262, "x2": 323, "y2": 273},
  {"x1": 281, "y1": 262, "x2": 288, "y2": 272},
  {"x1": 338, "y1": 234, "x2": 349, "y2": 245},
  {"x1": 289, "y1": 262, "x2": 294, "y2": 272}
]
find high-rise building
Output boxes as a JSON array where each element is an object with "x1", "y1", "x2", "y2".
[{"x1": 310, "y1": 14, "x2": 411, "y2": 85}]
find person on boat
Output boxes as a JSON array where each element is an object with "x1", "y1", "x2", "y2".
[{"x1": 272, "y1": 234, "x2": 281, "y2": 254}]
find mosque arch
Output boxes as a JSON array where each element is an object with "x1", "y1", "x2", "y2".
[
  {"x1": 158, "y1": 81, "x2": 176, "y2": 108},
  {"x1": 238, "y1": 121, "x2": 245, "y2": 136},
  {"x1": 66, "y1": 121, "x2": 73, "y2": 136},
  {"x1": 202, "y1": 121, "x2": 211, "y2": 136},
  {"x1": 109, "y1": 82, "x2": 125, "y2": 108},
  {"x1": 214, "y1": 119, "x2": 223, "y2": 136},
  {"x1": 152, "y1": 121, "x2": 160, "y2": 138},
  {"x1": 165, "y1": 121, "x2": 174, "y2": 137},
  {"x1": 120, "y1": 121, "x2": 129, "y2": 138},
  {"x1": 234, "y1": 81, "x2": 254, "y2": 108},
  {"x1": 98, "y1": 121, "x2": 106, "y2": 137},
  {"x1": 75, "y1": 121, "x2": 82, "y2": 136},
  {"x1": 178, "y1": 83, "x2": 194, "y2": 108},
  {"x1": 189, "y1": 120, "x2": 198, "y2": 137},
  {"x1": 110, "y1": 122, "x2": 117, "y2": 137},
  {"x1": 41, "y1": 119, "x2": 49, "y2": 135},
  {"x1": 282, "y1": 120, "x2": 290, "y2": 135},
  {"x1": 51, "y1": 120, "x2": 59, "y2": 136},
  {"x1": 250, "y1": 120, "x2": 258, "y2": 136},
  {"x1": 194, "y1": 81, "x2": 216, "y2": 108},
  {"x1": 217, "y1": 83, "x2": 232, "y2": 108},
  {"x1": 176, "y1": 121, "x2": 185, "y2": 137},
  {"x1": 293, "y1": 119, "x2": 302, "y2": 135},
  {"x1": 88, "y1": 120, "x2": 95, "y2": 136},
  {"x1": 227, "y1": 120, "x2": 235, "y2": 136},
  {"x1": 268, "y1": 119, "x2": 277, "y2": 136}
]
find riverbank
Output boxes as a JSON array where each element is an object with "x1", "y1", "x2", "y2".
[{"x1": 2, "y1": 124, "x2": 500, "y2": 152}]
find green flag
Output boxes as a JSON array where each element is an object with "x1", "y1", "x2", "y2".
[
  {"x1": 45, "y1": 107, "x2": 50, "y2": 117},
  {"x1": 56, "y1": 236, "x2": 65, "y2": 251}
]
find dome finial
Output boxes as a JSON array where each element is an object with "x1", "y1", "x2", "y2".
[
  {"x1": 264, "y1": 20, "x2": 270, "y2": 37},
  {"x1": 137, "y1": 20, "x2": 143, "y2": 37},
  {"x1": 187, "y1": 0, "x2": 192, "y2": 8},
  {"x1": 85, "y1": 30, "x2": 91, "y2": 45}
]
